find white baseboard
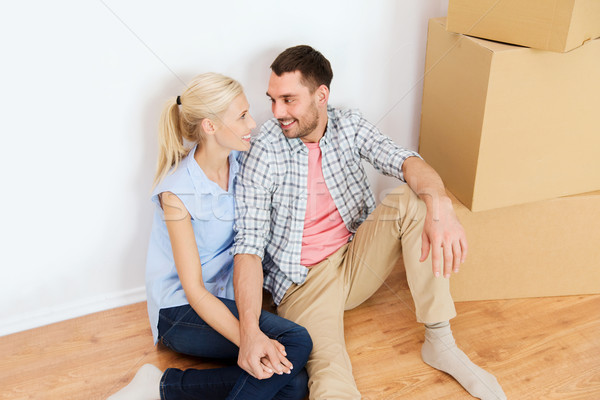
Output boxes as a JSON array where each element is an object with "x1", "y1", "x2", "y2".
[{"x1": 0, "y1": 286, "x2": 147, "y2": 337}]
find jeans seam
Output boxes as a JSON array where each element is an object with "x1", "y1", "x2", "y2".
[
  {"x1": 158, "y1": 306, "x2": 212, "y2": 344},
  {"x1": 274, "y1": 330, "x2": 310, "y2": 343},
  {"x1": 227, "y1": 373, "x2": 249, "y2": 399},
  {"x1": 264, "y1": 327, "x2": 305, "y2": 342},
  {"x1": 159, "y1": 368, "x2": 170, "y2": 400},
  {"x1": 159, "y1": 309, "x2": 210, "y2": 328},
  {"x1": 164, "y1": 321, "x2": 211, "y2": 328},
  {"x1": 158, "y1": 310, "x2": 179, "y2": 325}
]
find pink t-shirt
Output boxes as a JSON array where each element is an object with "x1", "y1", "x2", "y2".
[{"x1": 301, "y1": 142, "x2": 352, "y2": 267}]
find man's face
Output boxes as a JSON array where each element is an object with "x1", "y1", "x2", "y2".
[{"x1": 266, "y1": 71, "x2": 322, "y2": 142}]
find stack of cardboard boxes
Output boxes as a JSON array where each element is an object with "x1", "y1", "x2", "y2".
[{"x1": 418, "y1": 0, "x2": 600, "y2": 301}]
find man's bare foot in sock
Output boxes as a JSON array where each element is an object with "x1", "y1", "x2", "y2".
[
  {"x1": 106, "y1": 363, "x2": 162, "y2": 400},
  {"x1": 422, "y1": 322, "x2": 506, "y2": 400}
]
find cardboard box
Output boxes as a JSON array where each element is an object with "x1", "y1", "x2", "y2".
[
  {"x1": 447, "y1": 0, "x2": 600, "y2": 53},
  {"x1": 449, "y1": 190, "x2": 600, "y2": 301},
  {"x1": 419, "y1": 18, "x2": 600, "y2": 212}
]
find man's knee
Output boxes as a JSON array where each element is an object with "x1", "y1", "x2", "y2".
[
  {"x1": 382, "y1": 184, "x2": 419, "y2": 205},
  {"x1": 384, "y1": 184, "x2": 425, "y2": 220},
  {"x1": 365, "y1": 184, "x2": 421, "y2": 224}
]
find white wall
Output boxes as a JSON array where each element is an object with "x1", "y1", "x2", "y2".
[{"x1": 0, "y1": 0, "x2": 448, "y2": 336}]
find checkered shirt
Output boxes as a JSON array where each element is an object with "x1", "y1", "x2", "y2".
[{"x1": 232, "y1": 106, "x2": 421, "y2": 304}]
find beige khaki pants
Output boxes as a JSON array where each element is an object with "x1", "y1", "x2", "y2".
[{"x1": 277, "y1": 185, "x2": 457, "y2": 399}]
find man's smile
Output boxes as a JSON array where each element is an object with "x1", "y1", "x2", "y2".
[{"x1": 279, "y1": 119, "x2": 296, "y2": 129}]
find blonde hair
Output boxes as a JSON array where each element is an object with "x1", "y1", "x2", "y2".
[{"x1": 153, "y1": 72, "x2": 243, "y2": 187}]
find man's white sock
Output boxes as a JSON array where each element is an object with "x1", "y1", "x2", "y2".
[
  {"x1": 107, "y1": 363, "x2": 162, "y2": 400},
  {"x1": 422, "y1": 322, "x2": 506, "y2": 400}
]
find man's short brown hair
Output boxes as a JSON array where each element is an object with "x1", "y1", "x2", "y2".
[{"x1": 270, "y1": 45, "x2": 333, "y2": 92}]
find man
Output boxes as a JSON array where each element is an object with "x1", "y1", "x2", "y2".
[{"x1": 233, "y1": 45, "x2": 506, "y2": 400}]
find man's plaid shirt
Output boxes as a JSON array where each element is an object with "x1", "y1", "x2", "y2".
[{"x1": 232, "y1": 106, "x2": 421, "y2": 304}]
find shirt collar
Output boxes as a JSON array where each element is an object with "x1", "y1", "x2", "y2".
[
  {"x1": 186, "y1": 145, "x2": 239, "y2": 194},
  {"x1": 321, "y1": 107, "x2": 335, "y2": 147},
  {"x1": 287, "y1": 137, "x2": 306, "y2": 154},
  {"x1": 185, "y1": 145, "x2": 209, "y2": 193},
  {"x1": 228, "y1": 151, "x2": 240, "y2": 180}
]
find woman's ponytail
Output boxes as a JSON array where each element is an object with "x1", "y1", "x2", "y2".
[{"x1": 153, "y1": 99, "x2": 187, "y2": 187}]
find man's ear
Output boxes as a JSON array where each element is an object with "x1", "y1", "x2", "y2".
[
  {"x1": 201, "y1": 118, "x2": 217, "y2": 135},
  {"x1": 316, "y1": 84, "x2": 329, "y2": 106}
]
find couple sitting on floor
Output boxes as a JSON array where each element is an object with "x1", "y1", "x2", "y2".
[{"x1": 108, "y1": 45, "x2": 506, "y2": 400}]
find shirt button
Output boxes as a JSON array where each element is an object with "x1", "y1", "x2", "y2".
[{"x1": 220, "y1": 287, "x2": 224, "y2": 291}]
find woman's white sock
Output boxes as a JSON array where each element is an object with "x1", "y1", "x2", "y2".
[{"x1": 107, "y1": 363, "x2": 163, "y2": 400}]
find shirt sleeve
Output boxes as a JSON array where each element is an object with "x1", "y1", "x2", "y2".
[
  {"x1": 232, "y1": 138, "x2": 273, "y2": 259},
  {"x1": 355, "y1": 116, "x2": 422, "y2": 182}
]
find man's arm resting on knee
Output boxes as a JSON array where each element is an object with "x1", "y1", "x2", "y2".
[
  {"x1": 234, "y1": 253, "x2": 292, "y2": 379},
  {"x1": 401, "y1": 156, "x2": 468, "y2": 278}
]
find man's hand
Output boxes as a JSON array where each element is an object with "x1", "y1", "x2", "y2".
[
  {"x1": 238, "y1": 327, "x2": 293, "y2": 380},
  {"x1": 234, "y1": 254, "x2": 292, "y2": 379},
  {"x1": 402, "y1": 156, "x2": 468, "y2": 278},
  {"x1": 419, "y1": 196, "x2": 468, "y2": 278}
]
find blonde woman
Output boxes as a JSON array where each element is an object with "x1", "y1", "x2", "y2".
[{"x1": 108, "y1": 73, "x2": 312, "y2": 400}]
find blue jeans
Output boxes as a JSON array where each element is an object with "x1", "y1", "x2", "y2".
[{"x1": 157, "y1": 297, "x2": 312, "y2": 400}]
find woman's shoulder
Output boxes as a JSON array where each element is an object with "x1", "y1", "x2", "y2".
[{"x1": 152, "y1": 154, "x2": 195, "y2": 199}]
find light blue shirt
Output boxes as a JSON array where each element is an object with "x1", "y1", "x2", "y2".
[{"x1": 145, "y1": 146, "x2": 238, "y2": 344}]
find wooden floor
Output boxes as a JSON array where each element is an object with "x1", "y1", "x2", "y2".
[{"x1": 2, "y1": 265, "x2": 600, "y2": 400}]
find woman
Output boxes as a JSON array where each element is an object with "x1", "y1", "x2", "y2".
[{"x1": 108, "y1": 73, "x2": 312, "y2": 400}]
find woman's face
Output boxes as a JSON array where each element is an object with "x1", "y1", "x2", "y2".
[{"x1": 213, "y1": 93, "x2": 256, "y2": 152}]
